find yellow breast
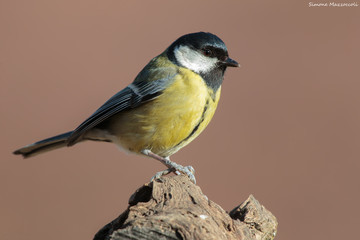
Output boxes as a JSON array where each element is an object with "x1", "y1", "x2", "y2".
[{"x1": 108, "y1": 68, "x2": 221, "y2": 157}]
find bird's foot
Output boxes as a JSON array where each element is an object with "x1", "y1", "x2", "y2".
[
  {"x1": 151, "y1": 165, "x2": 196, "y2": 184},
  {"x1": 142, "y1": 149, "x2": 196, "y2": 184}
]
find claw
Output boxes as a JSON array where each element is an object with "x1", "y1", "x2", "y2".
[{"x1": 150, "y1": 168, "x2": 173, "y2": 182}]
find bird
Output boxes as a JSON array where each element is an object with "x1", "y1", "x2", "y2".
[{"x1": 13, "y1": 32, "x2": 239, "y2": 183}]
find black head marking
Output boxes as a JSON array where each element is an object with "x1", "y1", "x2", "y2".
[
  {"x1": 167, "y1": 32, "x2": 235, "y2": 92},
  {"x1": 169, "y1": 32, "x2": 227, "y2": 51},
  {"x1": 167, "y1": 32, "x2": 229, "y2": 63}
]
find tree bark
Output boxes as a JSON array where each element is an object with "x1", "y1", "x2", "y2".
[{"x1": 94, "y1": 175, "x2": 278, "y2": 240}]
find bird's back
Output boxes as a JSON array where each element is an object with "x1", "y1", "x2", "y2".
[{"x1": 99, "y1": 54, "x2": 221, "y2": 157}]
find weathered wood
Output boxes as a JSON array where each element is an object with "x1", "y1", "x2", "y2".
[{"x1": 94, "y1": 175, "x2": 278, "y2": 240}]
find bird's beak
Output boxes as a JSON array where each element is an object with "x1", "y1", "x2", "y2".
[{"x1": 223, "y1": 57, "x2": 240, "y2": 67}]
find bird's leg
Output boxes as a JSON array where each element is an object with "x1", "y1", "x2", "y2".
[{"x1": 141, "y1": 149, "x2": 196, "y2": 184}]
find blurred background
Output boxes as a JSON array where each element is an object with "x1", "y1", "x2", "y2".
[{"x1": 1, "y1": 0, "x2": 359, "y2": 239}]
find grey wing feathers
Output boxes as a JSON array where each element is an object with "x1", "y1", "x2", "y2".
[{"x1": 67, "y1": 77, "x2": 173, "y2": 146}]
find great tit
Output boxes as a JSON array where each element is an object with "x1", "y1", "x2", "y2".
[{"x1": 13, "y1": 32, "x2": 239, "y2": 183}]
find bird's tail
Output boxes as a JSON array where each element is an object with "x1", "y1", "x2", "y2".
[{"x1": 13, "y1": 131, "x2": 73, "y2": 158}]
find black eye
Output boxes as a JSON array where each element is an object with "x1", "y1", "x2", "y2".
[{"x1": 202, "y1": 49, "x2": 212, "y2": 57}]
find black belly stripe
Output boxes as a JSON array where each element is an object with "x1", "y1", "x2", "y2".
[{"x1": 175, "y1": 100, "x2": 209, "y2": 147}]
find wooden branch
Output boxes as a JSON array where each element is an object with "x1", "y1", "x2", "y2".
[{"x1": 94, "y1": 175, "x2": 278, "y2": 240}]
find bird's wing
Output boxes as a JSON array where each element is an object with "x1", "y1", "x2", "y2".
[{"x1": 67, "y1": 68, "x2": 177, "y2": 146}]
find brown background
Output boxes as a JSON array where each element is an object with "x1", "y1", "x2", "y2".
[{"x1": 1, "y1": 1, "x2": 359, "y2": 239}]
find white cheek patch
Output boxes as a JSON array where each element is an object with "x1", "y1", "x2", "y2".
[{"x1": 174, "y1": 45, "x2": 218, "y2": 74}]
